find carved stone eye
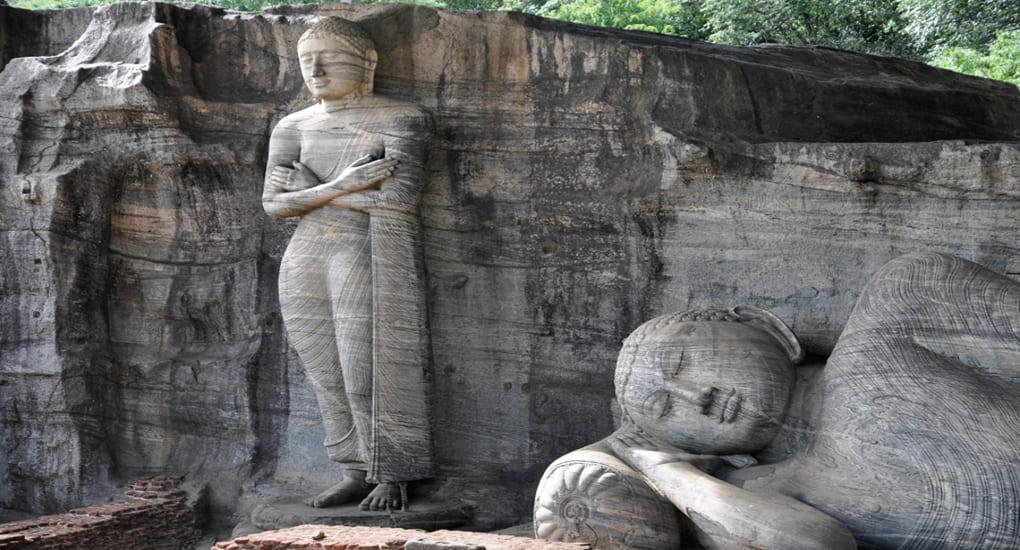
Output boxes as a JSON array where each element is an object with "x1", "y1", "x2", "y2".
[
  {"x1": 658, "y1": 392, "x2": 673, "y2": 419},
  {"x1": 698, "y1": 386, "x2": 718, "y2": 415}
]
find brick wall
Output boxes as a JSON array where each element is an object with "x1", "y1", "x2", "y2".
[
  {"x1": 0, "y1": 476, "x2": 199, "y2": 549},
  {"x1": 214, "y1": 524, "x2": 589, "y2": 550}
]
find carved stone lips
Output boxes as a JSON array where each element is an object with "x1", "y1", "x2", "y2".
[{"x1": 719, "y1": 390, "x2": 741, "y2": 424}]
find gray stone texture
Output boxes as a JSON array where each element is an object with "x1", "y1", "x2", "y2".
[{"x1": 1, "y1": 0, "x2": 1018, "y2": 533}]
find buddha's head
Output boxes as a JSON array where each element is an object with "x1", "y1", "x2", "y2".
[
  {"x1": 297, "y1": 17, "x2": 378, "y2": 101},
  {"x1": 615, "y1": 306, "x2": 803, "y2": 455}
]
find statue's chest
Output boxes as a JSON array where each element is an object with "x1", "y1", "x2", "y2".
[{"x1": 298, "y1": 117, "x2": 386, "y2": 181}]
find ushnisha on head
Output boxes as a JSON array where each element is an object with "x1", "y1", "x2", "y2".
[
  {"x1": 297, "y1": 17, "x2": 378, "y2": 101},
  {"x1": 615, "y1": 306, "x2": 803, "y2": 455}
]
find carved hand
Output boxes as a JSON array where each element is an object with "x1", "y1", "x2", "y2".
[
  {"x1": 327, "y1": 154, "x2": 398, "y2": 194},
  {"x1": 271, "y1": 161, "x2": 321, "y2": 191},
  {"x1": 608, "y1": 429, "x2": 720, "y2": 474}
]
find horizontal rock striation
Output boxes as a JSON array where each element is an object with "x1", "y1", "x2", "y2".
[{"x1": 1, "y1": 0, "x2": 1018, "y2": 532}]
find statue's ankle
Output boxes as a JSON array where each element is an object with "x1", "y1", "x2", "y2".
[{"x1": 344, "y1": 468, "x2": 368, "y2": 482}]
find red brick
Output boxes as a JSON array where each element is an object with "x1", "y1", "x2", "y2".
[
  {"x1": 0, "y1": 476, "x2": 199, "y2": 549},
  {"x1": 213, "y1": 525, "x2": 588, "y2": 550}
]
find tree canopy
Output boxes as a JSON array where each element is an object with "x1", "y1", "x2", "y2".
[{"x1": 9, "y1": 0, "x2": 1020, "y2": 86}]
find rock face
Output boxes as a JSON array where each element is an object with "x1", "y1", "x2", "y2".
[{"x1": 1, "y1": 0, "x2": 1018, "y2": 533}]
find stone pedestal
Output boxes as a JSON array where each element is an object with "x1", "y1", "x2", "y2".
[{"x1": 247, "y1": 497, "x2": 473, "y2": 533}]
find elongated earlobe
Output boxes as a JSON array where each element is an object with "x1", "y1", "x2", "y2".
[
  {"x1": 361, "y1": 50, "x2": 378, "y2": 95},
  {"x1": 731, "y1": 306, "x2": 804, "y2": 364}
]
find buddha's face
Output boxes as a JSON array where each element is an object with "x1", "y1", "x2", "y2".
[
  {"x1": 618, "y1": 322, "x2": 795, "y2": 455},
  {"x1": 298, "y1": 37, "x2": 375, "y2": 101}
]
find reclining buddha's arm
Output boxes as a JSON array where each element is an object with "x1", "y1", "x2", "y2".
[{"x1": 610, "y1": 435, "x2": 856, "y2": 550}]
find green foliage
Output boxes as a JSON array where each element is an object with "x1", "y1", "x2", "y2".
[
  {"x1": 431, "y1": 0, "x2": 498, "y2": 9},
  {"x1": 931, "y1": 30, "x2": 1020, "y2": 87},
  {"x1": 702, "y1": 0, "x2": 920, "y2": 58},
  {"x1": 545, "y1": 0, "x2": 709, "y2": 38},
  {"x1": 898, "y1": 0, "x2": 1020, "y2": 53}
]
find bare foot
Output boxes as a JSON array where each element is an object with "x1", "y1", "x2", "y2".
[
  {"x1": 306, "y1": 470, "x2": 372, "y2": 508},
  {"x1": 359, "y1": 482, "x2": 403, "y2": 511}
]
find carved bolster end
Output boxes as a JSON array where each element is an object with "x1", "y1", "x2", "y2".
[{"x1": 534, "y1": 447, "x2": 686, "y2": 550}]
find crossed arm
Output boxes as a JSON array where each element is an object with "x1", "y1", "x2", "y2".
[
  {"x1": 261, "y1": 112, "x2": 432, "y2": 218},
  {"x1": 607, "y1": 429, "x2": 857, "y2": 550},
  {"x1": 261, "y1": 121, "x2": 396, "y2": 218}
]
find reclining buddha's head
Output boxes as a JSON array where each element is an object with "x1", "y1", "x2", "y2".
[{"x1": 615, "y1": 306, "x2": 803, "y2": 455}]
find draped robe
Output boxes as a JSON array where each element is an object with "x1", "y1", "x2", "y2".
[{"x1": 265, "y1": 95, "x2": 435, "y2": 483}]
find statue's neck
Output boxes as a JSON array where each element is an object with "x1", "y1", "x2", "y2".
[{"x1": 320, "y1": 90, "x2": 373, "y2": 112}]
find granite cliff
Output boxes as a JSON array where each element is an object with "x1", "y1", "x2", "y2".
[{"x1": 1, "y1": 1, "x2": 1018, "y2": 532}]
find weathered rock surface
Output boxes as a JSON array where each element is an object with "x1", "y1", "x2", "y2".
[{"x1": 1, "y1": 0, "x2": 1018, "y2": 535}]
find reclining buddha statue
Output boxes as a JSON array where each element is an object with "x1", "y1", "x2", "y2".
[{"x1": 535, "y1": 251, "x2": 1020, "y2": 549}]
